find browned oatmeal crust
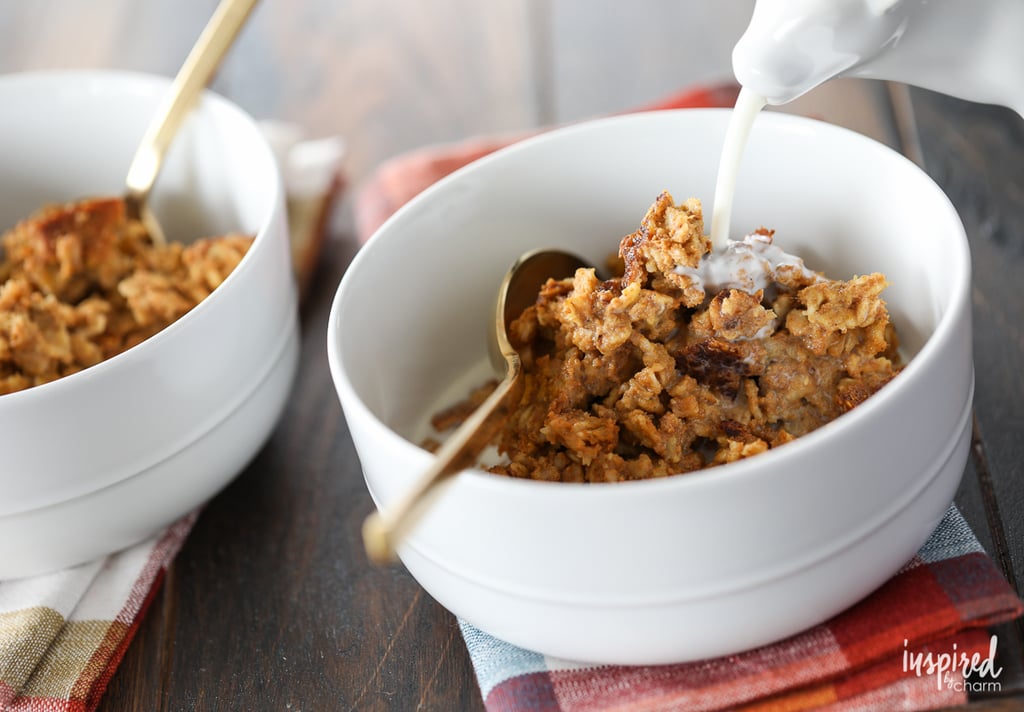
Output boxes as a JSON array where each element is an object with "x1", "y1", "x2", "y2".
[
  {"x1": 0, "y1": 197, "x2": 252, "y2": 395},
  {"x1": 431, "y1": 192, "x2": 902, "y2": 482}
]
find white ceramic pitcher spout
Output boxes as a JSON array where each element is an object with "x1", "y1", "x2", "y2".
[{"x1": 733, "y1": 0, "x2": 1024, "y2": 117}]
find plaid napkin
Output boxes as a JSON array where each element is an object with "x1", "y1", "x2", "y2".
[
  {"x1": 460, "y1": 506, "x2": 1023, "y2": 711},
  {"x1": 0, "y1": 515, "x2": 195, "y2": 711},
  {"x1": 354, "y1": 88, "x2": 1024, "y2": 710},
  {"x1": 0, "y1": 125, "x2": 344, "y2": 712}
]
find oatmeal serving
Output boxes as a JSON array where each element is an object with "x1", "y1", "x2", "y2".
[
  {"x1": 0, "y1": 197, "x2": 252, "y2": 396},
  {"x1": 429, "y1": 191, "x2": 902, "y2": 482}
]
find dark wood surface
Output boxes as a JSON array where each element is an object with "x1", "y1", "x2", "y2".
[{"x1": 1, "y1": 1, "x2": 1022, "y2": 709}]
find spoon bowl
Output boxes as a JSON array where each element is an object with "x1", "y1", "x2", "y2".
[{"x1": 362, "y1": 248, "x2": 588, "y2": 564}]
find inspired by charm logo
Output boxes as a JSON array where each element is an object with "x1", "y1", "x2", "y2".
[{"x1": 903, "y1": 636, "x2": 1003, "y2": 693}]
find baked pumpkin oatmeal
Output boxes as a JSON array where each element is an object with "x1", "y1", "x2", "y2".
[
  {"x1": 0, "y1": 197, "x2": 252, "y2": 395},
  {"x1": 429, "y1": 191, "x2": 902, "y2": 482}
]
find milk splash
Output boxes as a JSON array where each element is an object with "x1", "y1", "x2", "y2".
[{"x1": 696, "y1": 88, "x2": 820, "y2": 300}]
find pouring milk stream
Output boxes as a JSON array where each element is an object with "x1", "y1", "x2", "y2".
[{"x1": 711, "y1": 0, "x2": 1024, "y2": 255}]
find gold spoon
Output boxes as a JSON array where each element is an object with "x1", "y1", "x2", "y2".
[
  {"x1": 123, "y1": 0, "x2": 260, "y2": 245},
  {"x1": 362, "y1": 248, "x2": 589, "y2": 564}
]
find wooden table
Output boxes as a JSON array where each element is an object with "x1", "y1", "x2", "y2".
[{"x1": 2, "y1": 1, "x2": 1022, "y2": 709}]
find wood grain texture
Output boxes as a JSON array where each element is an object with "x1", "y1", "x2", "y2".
[
  {"x1": 909, "y1": 90, "x2": 1024, "y2": 592},
  {"x1": 0, "y1": 0, "x2": 538, "y2": 185},
  {"x1": 910, "y1": 88, "x2": 1024, "y2": 699},
  {"x1": 211, "y1": 0, "x2": 538, "y2": 183},
  {"x1": 955, "y1": 461, "x2": 1024, "y2": 694}
]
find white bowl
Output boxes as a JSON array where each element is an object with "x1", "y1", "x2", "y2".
[
  {"x1": 0, "y1": 71, "x2": 299, "y2": 578},
  {"x1": 327, "y1": 109, "x2": 972, "y2": 664}
]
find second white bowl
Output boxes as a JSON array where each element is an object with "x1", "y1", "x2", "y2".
[{"x1": 0, "y1": 70, "x2": 299, "y2": 578}]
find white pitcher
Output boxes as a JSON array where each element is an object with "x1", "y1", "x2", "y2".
[{"x1": 732, "y1": 0, "x2": 1024, "y2": 117}]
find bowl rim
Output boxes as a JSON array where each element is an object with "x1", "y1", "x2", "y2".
[
  {"x1": 328, "y1": 108, "x2": 972, "y2": 499},
  {"x1": 0, "y1": 68, "x2": 284, "y2": 408}
]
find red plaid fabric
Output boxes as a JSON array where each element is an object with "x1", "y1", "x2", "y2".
[
  {"x1": 0, "y1": 515, "x2": 196, "y2": 712},
  {"x1": 460, "y1": 507, "x2": 1022, "y2": 711}
]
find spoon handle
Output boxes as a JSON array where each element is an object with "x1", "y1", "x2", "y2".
[
  {"x1": 362, "y1": 362, "x2": 524, "y2": 564},
  {"x1": 124, "y1": 0, "x2": 259, "y2": 209}
]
